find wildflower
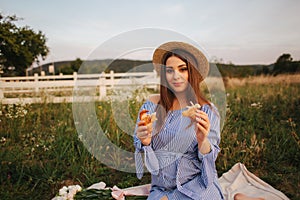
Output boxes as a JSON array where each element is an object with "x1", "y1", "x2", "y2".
[
  {"x1": 43, "y1": 145, "x2": 49, "y2": 151},
  {"x1": 4, "y1": 103, "x2": 28, "y2": 119},
  {"x1": 0, "y1": 137, "x2": 6, "y2": 143},
  {"x1": 250, "y1": 102, "x2": 262, "y2": 108},
  {"x1": 78, "y1": 134, "x2": 83, "y2": 141},
  {"x1": 287, "y1": 118, "x2": 296, "y2": 128}
]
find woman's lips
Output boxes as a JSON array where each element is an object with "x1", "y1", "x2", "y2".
[{"x1": 172, "y1": 82, "x2": 183, "y2": 87}]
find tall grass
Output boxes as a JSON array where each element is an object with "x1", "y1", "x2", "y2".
[
  {"x1": 219, "y1": 77, "x2": 300, "y2": 199},
  {"x1": 0, "y1": 76, "x2": 299, "y2": 199}
]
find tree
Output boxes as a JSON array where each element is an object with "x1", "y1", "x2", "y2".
[
  {"x1": 273, "y1": 53, "x2": 293, "y2": 75},
  {"x1": 0, "y1": 13, "x2": 49, "y2": 76},
  {"x1": 276, "y1": 53, "x2": 293, "y2": 63},
  {"x1": 70, "y1": 58, "x2": 83, "y2": 72}
]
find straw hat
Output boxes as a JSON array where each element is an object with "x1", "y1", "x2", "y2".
[{"x1": 152, "y1": 41, "x2": 209, "y2": 80}]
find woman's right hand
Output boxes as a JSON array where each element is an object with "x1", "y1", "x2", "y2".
[{"x1": 136, "y1": 121, "x2": 152, "y2": 146}]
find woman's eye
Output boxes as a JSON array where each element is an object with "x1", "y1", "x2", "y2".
[
  {"x1": 179, "y1": 67, "x2": 188, "y2": 72},
  {"x1": 166, "y1": 69, "x2": 174, "y2": 74}
]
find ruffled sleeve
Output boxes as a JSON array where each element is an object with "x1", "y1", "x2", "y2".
[
  {"x1": 197, "y1": 104, "x2": 221, "y2": 188},
  {"x1": 134, "y1": 100, "x2": 159, "y2": 179}
]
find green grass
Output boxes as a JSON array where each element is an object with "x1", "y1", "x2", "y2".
[
  {"x1": 217, "y1": 83, "x2": 300, "y2": 199},
  {"x1": 0, "y1": 82, "x2": 299, "y2": 199}
]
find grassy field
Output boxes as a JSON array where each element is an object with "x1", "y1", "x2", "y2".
[{"x1": 0, "y1": 75, "x2": 299, "y2": 199}]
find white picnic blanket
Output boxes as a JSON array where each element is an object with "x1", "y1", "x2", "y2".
[
  {"x1": 111, "y1": 163, "x2": 290, "y2": 200},
  {"x1": 218, "y1": 163, "x2": 289, "y2": 200}
]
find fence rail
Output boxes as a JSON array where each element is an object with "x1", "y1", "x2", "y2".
[{"x1": 0, "y1": 71, "x2": 159, "y2": 104}]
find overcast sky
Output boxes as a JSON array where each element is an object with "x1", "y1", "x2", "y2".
[{"x1": 1, "y1": 0, "x2": 300, "y2": 65}]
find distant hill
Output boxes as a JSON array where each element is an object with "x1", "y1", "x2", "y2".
[
  {"x1": 27, "y1": 58, "x2": 293, "y2": 78},
  {"x1": 209, "y1": 63, "x2": 270, "y2": 77},
  {"x1": 28, "y1": 59, "x2": 153, "y2": 75}
]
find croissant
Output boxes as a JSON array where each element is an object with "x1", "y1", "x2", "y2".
[
  {"x1": 137, "y1": 110, "x2": 157, "y2": 139},
  {"x1": 139, "y1": 110, "x2": 157, "y2": 126},
  {"x1": 182, "y1": 102, "x2": 201, "y2": 119}
]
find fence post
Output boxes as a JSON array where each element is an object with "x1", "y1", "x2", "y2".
[
  {"x1": 0, "y1": 89, "x2": 4, "y2": 99},
  {"x1": 110, "y1": 70, "x2": 114, "y2": 88},
  {"x1": 73, "y1": 72, "x2": 77, "y2": 81},
  {"x1": 99, "y1": 72, "x2": 106, "y2": 100},
  {"x1": 34, "y1": 73, "x2": 39, "y2": 93}
]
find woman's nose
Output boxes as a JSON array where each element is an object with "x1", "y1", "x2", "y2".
[{"x1": 173, "y1": 70, "x2": 181, "y2": 79}]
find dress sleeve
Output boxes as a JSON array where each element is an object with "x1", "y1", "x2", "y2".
[
  {"x1": 197, "y1": 104, "x2": 221, "y2": 188},
  {"x1": 134, "y1": 100, "x2": 159, "y2": 179}
]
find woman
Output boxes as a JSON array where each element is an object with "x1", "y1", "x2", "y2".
[{"x1": 134, "y1": 41, "x2": 224, "y2": 200}]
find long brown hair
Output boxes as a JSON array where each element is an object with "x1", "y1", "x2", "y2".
[{"x1": 154, "y1": 49, "x2": 210, "y2": 134}]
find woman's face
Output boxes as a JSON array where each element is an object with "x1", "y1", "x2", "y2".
[{"x1": 165, "y1": 55, "x2": 189, "y2": 94}]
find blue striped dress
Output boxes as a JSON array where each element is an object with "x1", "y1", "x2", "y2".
[{"x1": 134, "y1": 100, "x2": 224, "y2": 200}]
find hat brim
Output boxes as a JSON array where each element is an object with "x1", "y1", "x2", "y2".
[{"x1": 152, "y1": 41, "x2": 209, "y2": 80}]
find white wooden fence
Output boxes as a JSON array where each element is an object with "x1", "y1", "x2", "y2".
[{"x1": 0, "y1": 71, "x2": 159, "y2": 104}]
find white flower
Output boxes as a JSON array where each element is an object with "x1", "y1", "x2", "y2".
[
  {"x1": 75, "y1": 185, "x2": 82, "y2": 192},
  {"x1": 0, "y1": 137, "x2": 6, "y2": 143},
  {"x1": 59, "y1": 186, "x2": 68, "y2": 196},
  {"x1": 4, "y1": 103, "x2": 28, "y2": 119},
  {"x1": 78, "y1": 134, "x2": 83, "y2": 141},
  {"x1": 57, "y1": 185, "x2": 82, "y2": 200},
  {"x1": 250, "y1": 102, "x2": 262, "y2": 108}
]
